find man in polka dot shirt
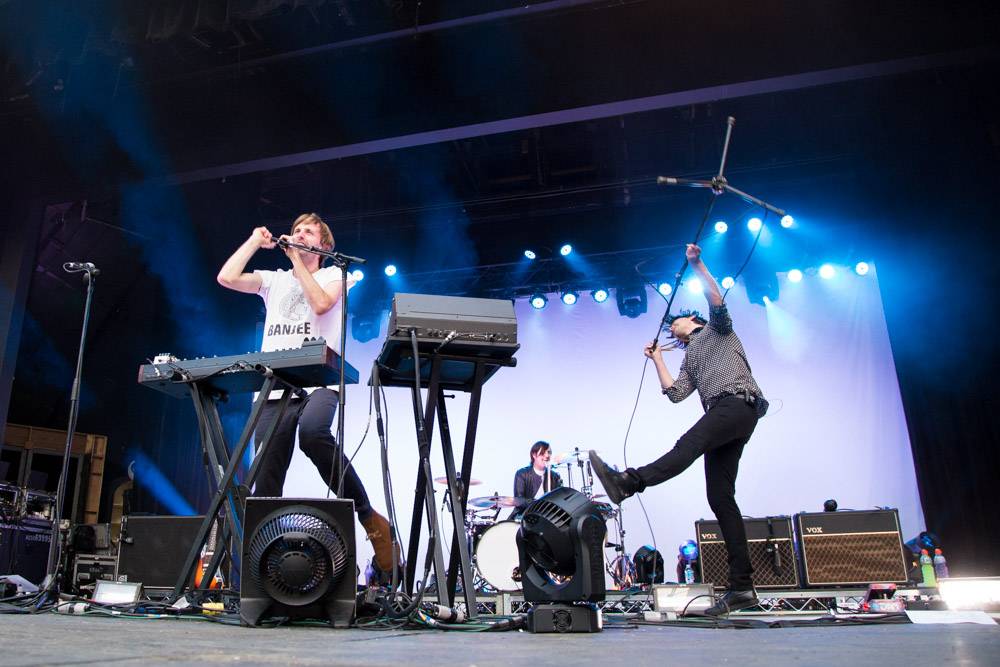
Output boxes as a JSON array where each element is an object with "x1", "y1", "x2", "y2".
[{"x1": 590, "y1": 243, "x2": 767, "y2": 616}]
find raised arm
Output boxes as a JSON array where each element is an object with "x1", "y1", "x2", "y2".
[
  {"x1": 686, "y1": 244, "x2": 723, "y2": 308},
  {"x1": 217, "y1": 227, "x2": 274, "y2": 294}
]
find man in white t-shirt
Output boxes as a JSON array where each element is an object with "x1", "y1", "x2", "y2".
[
  {"x1": 511, "y1": 441, "x2": 562, "y2": 516},
  {"x1": 217, "y1": 212, "x2": 397, "y2": 579}
]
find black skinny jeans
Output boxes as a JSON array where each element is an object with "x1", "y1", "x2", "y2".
[
  {"x1": 634, "y1": 395, "x2": 759, "y2": 590},
  {"x1": 252, "y1": 388, "x2": 373, "y2": 521}
]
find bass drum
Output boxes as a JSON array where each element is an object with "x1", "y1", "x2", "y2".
[{"x1": 474, "y1": 520, "x2": 522, "y2": 592}]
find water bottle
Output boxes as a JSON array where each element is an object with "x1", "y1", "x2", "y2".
[
  {"x1": 684, "y1": 561, "x2": 695, "y2": 584},
  {"x1": 919, "y1": 549, "x2": 936, "y2": 586},
  {"x1": 933, "y1": 548, "x2": 949, "y2": 579}
]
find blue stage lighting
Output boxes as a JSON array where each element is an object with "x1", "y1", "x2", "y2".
[
  {"x1": 530, "y1": 294, "x2": 548, "y2": 309},
  {"x1": 351, "y1": 269, "x2": 364, "y2": 282},
  {"x1": 524, "y1": 249, "x2": 536, "y2": 260},
  {"x1": 657, "y1": 282, "x2": 672, "y2": 296},
  {"x1": 686, "y1": 277, "x2": 703, "y2": 294},
  {"x1": 855, "y1": 261, "x2": 870, "y2": 276},
  {"x1": 780, "y1": 214, "x2": 794, "y2": 228},
  {"x1": 721, "y1": 276, "x2": 735, "y2": 289},
  {"x1": 592, "y1": 289, "x2": 609, "y2": 303},
  {"x1": 714, "y1": 220, "x2": 728, "y2": 234},
  {"x1": 819, "y1": 264, "x2": 836, "y2": 280},
  {"x1": 559, "y1": 244, "x2": 573, "y2": 256},
  {"x1": 787, "y1": 269, "x2": 803, "y2": 283},
  {"x1": 561, "y1": 291, "x2": 578, "y2": 306},
  {"x1": 384, "y1": 264, "x2": 397, "y2": 277},
  {"x1": 747, "y1": 217, "x2": 763, "y2": 232}
]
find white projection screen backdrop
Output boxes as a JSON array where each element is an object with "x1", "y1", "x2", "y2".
[{"x1": 279, "y1": 266, "x2": 924, "y2": 580}]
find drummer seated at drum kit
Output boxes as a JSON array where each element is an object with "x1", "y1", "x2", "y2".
[{"x1": 510, "y1": 441, "x2": 563, "y2": 519}]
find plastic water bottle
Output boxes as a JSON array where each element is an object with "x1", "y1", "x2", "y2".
[
  {"x1": 684, "y1": 561, "x2": 695, "y2": 584},
  {"x1": 919, "y1": 549, "x2": 936, "y2": 586},
  {"x1": 933, "y1": 548, "x2": 950, "y2": 579}
]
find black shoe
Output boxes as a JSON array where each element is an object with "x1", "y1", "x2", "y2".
[
  {"x1": 588, "y1": 450, "x2": 637, "y2": 505},
  {"x1": 704, "y1": 589, "x2": 758, "y2": 617}
]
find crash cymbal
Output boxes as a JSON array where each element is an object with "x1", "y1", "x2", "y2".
[
  {"x1": 468, "y1": 495, "x2": 517, "y2": 508},
  {"x1": 434, "y1": 476, "x2": 481, "y2": 486},
  {"x1": 590, "y1": 494, "x2": 607, "y2": 500},
  {"x1": 552, "y1": 450, "x2": 598, "y2": 464}
]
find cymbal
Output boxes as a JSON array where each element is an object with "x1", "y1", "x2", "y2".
[
  {"x1": 590, "y1": 494, "x2": 607, "y2": 500},
  {"x1": 468, "y1": 495, "x2": 517, "y2": 508},
  {"x1": 434, "y1": 476, "x2": 481, "y2": 486},
  {"x1": 552, "y1": 450, "x2": 599, "y2": 464}
]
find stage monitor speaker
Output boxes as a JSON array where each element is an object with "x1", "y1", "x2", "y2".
[
  {"x1": 116, "y1": 515, "x2": 204, "y2": 589},
  {"x1": 795, "y1": 509, "x2": 908, "y2": 586},
  {"x1": 696, "y1": 516, "x2": 799, "y2": 590},
  {"x1": 0, "y1": 519, "x2": 52, "y2": 586},
  {"x1": 240, "y1": 498, "x2": 356, "y2": 627}
]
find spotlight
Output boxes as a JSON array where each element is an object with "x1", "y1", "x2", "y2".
[
  {"x1": 524, "y1": 249, "x2": 536, "y2": 260},
  {"x1": 787, "y1": 269, "x2": 803, "y2": 283},
  {"x1": 819, "y1": 264, "x2": 836, "y2": 280},
  {"x1": 559, "y1": 244, "x2": 573, "y2": 256},
  {"x1": 686, "y1": 277, "x2": 703, "y2": 294},
  {"x1": 721, "y1": 276, "x2": 735, "y2": 289},
  {"x1": 855, "y1": 261, "x2": 870, "y2": 276},
  {"x1": 384, "y1": 264, "x2": 397, "y2": 277},
  {"x1": 747, "y1": 217, "x2": 763, "y2": 232},
  {"x1": 350, "y1": 269, "x2": 364, "y2": 282},
  {"x1": 591, "y1": 289, "x2": 609, "y2": 303},
  {"x1": 530, "y1": 294, "x2": 548, "y2": 309},
  {"x1": 657, "y1": 282, "x2": 672, "y2": 296},
  {"x1": 633, "y1": 546, "x2": 664, "y2": 584},
  {"x1": 616, "y1": 286, "x2": 647, "y2": 319},
  {"x1": 714, "y1": 220, "x2": 728, "y2": 234},
  {"x1": 352, "y1": 309, "x2": 383, "y2": 343},
  {"x1": 240, "y1": 498, "x2": 356, "y2": 627},
  {"x1": 516, "y1": 487, "x2": 606, "y2": 633},
  {"x1": 780, "y1": 214, "x2": 795, "y2": 228},
  {"x1": 561, "y1": 291, "x2": 578, "y2": 306}
]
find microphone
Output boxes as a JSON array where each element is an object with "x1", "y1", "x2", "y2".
[
  {"x1": 64, "y1": 262, "x2": 97, "y2": 272},
  {"x1": 64, "y1": 262, "x2": 99, "y2": 276}
]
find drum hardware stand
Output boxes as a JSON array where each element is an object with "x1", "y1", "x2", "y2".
[{"x1": 605, "y1": 508, "x2": 635, "y2": 589}]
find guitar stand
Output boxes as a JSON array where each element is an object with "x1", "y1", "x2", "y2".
[{"x1": 168, "y1": 368, "x2": 306, "y2": 602}]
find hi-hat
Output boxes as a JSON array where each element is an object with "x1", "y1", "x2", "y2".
[
  {"x1": 434, "y1": 476, "x2": 481, "y2": 486},
  {"x1": 468, "y1": 495, "x2": 517, "y2": 508}
]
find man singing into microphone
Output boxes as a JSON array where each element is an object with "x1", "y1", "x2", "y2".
[
  {"x1": 217, "y1": 213, "x2": 398, "y2": 580},
  {"x1": 590, "y1": 243, "x2": 767, "y2": 616}
]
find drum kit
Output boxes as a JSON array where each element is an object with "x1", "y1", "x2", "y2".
[{"x1": 435, "y1": 448, "x2": 636, "y2": 592}]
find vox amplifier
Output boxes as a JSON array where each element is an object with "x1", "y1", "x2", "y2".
[
  {"x1": 795, "y1": 509, "x2": 908, "y2": 586},
  {"x1": 696, "y1": 516, "x2": 799, "y2": 589}
]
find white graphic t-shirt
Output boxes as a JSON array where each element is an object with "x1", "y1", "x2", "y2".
[{"x1": 254, "y1": 265, "x2": 355, "y2": 397}]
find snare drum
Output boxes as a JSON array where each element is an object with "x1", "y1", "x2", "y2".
[{"x1": 474, "y1": 520, "x2": 522, "y2": 592}]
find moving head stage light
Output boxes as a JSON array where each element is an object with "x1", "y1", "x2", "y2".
[
  {"x1": 516, "y1": 487, "x2": 606, "y2": 633},
  {"x1": 240, "y1": 498, "x2": 356, "y2": 627}
]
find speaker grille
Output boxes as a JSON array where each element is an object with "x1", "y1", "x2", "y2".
[
  {"x1": 801, "y1": 532, "x2": 907, "y2": 585},
  {"x1": 699, "y1": 539, "x2": 798, "y2": 589}
]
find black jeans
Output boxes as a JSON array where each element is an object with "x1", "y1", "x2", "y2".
[
  {"x1": 633, "y1": 396, "x2": 759, "y2": 590},
  {"x1": 252, "y1": 388, "x2": 373, "y2": 521}
]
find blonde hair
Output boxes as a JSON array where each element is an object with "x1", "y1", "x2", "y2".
[{"x1": 291, "y1": 213, "x2": 334, "y2": 249}]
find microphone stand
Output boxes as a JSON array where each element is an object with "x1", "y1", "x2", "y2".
[
  {"x1": 42, "y1": 263, "x2": 100, "y2": 599},
  {"x1": 278, "y1": 238, "x2": 366, "y2": 497},
  {"x1": 650, "y1": 116, "x2": 786, "y2": 350}
]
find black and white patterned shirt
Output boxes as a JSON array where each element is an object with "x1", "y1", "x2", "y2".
[{"x1": 663, "y1": 303, "x2": 763, "y2": 411}]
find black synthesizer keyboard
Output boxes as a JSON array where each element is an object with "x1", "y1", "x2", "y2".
[{"x1": 138, "y1": 338, "x2": 359, "y2": 399}]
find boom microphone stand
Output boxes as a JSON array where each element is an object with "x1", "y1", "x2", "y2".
[
  {"x1": 649, "y1": 117, "x2": 787, "y2": 349},
  {"x1": 42, "y1": 262, "x2": 100, "y2": 597},
  {"x1": 275, "y1": 238, "x2": 366, "y2": 497}
]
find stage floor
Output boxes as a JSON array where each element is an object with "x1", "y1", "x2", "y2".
[{"x1": 1, "y1": 614, "x2": 998, "y2": 666}]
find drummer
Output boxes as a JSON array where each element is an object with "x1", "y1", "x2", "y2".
[{"x1": 512, "y1": 441, "x2": 563, "y2": 517}]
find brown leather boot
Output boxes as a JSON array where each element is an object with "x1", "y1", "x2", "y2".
[{"x1": 361, "y1": 511, "x2": 402, "y2": 575}]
